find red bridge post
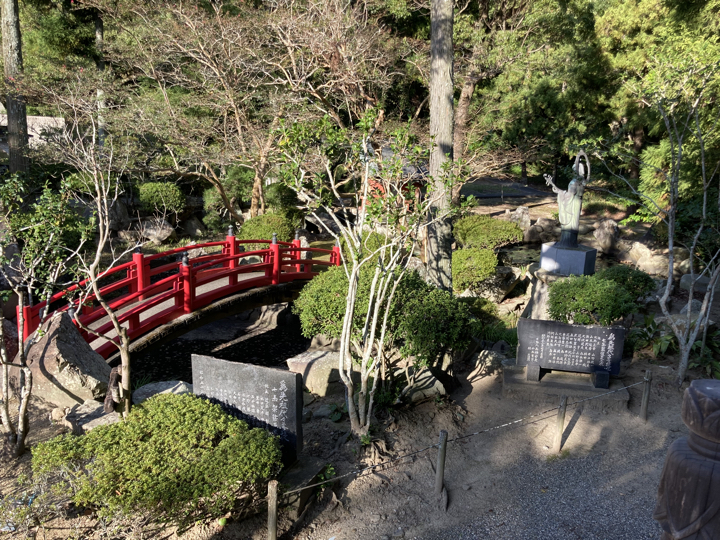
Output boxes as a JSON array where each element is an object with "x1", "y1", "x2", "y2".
[
  {"x1": 227, "y1": 226, "x2": 238, "y2": 286},
  {"x1": 293, "y1": 230, "x2": 302, "y2": 273},
  {"x1": 133, "y1": 247, "x2": 150, "y2": 301},
  {"x1": 271, "y1": 233, "x2": 281, "y2": 285},
  {"x1": 181, "y1": 252, "x2": 194, "y2": 314},
  {"x1": 332, "y1": 240, "x2": 341, "y2": 266}
]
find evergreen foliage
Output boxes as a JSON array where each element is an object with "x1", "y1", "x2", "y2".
[
  {"x1": 237, "y1": 213, "x2": 294, "y2": 248},
  {"x1": 595, "y1": 265, "x2": 656, "y2": 300},
  {"x1": 548, "y1": 274, "x2": 638, "y2": 326},
  {"x1": 451, "y1": 248, "x2": 498, "y2": 292},
  {"x1": 31, "y1": 394, "x2": 281, "y2": 531},
  {"x1": 138, "y1": 182, "x2": 186, "y2": 216},
  {"x1": 453, "y1": 215, "x2": 523, "y2": 250}
]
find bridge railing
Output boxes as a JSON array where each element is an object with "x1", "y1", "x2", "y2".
[{"x1": 19, "y1": 233, "x2": 341, "y2": 358}]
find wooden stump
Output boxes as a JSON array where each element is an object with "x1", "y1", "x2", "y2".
[{"x1": 653, "y1": 380, "x2": 720, "y2": 539}]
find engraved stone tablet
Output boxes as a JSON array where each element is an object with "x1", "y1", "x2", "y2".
[
  {"x1": 516, "y1": 318, "x2": 625, "y2": 388},
  {"x1": 191, "y1": 354, "x2": 302, "y2": 464}
]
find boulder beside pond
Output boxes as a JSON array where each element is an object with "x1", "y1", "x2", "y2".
[{"x1": 14, "y1": 312, "x2": 111, "y2": 409}]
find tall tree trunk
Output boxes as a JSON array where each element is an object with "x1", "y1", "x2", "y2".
[
  {"x1": 95, "y1": 12, "x2": 106, "y2": 145},
  {"x1": 521, "y1": 161, "x2": 527, "y2": 184},
  {"x1": 426, "y1": 0, "x2": 454, "y2": 292},
  {"x1": 1, "y1": 0, "x2": 28, "y2": 174},
  {"x1": 250, "y1": 171, "x2": 265, "y2": 218},
  {"x1": 629, "y1": 125, "x2": 643, "y2": 180}
]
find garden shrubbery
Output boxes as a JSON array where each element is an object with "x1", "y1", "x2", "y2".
[
  {"x1": 138, "y1": 182, "x2": 186, "y2": 216},
  {"x1": 548, "y1": 274, "x2": 638, "y2": 325},
  {"x1": 294, "y1": 266, "x2": 474, "y2": 365},
  {"x1": 237, "y1": 213, "x2": 295, "y2": 248},
  {"x1": 31, "y1": 394, "x2": 281, "y2": 531},
  {"x1": 453, "y1": 215, "x2": 523, "y2": 249},
  {"x1": 595, "y1": 265, "x2": 656, "y2": 300},
  {"x1": 452, "y1": 248, "x2": 498, "y2": 292}
]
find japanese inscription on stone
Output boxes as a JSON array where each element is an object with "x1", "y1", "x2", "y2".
[
  {"x1": 191, "y1": 354, "x2": 302, "y2": 463},
  {"x1": 516, "y1": 317, "x2": 624, "y2": 375}
]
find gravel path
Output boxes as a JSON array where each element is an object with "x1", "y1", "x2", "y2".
[{"x1": 418, "y1": 447, "x2": 666, "y2": 540}]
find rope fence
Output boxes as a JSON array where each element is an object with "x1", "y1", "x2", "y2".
[{"x1": 267, "y1": 374, "x2": 653, "y2": 539}]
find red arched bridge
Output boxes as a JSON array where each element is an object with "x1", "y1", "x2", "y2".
[{"x1": 19, "y1": 232, "x2": 341, "y2": 359}]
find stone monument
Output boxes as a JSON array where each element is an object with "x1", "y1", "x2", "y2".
[
  {"x1": 653, "y1": 379, "x2": 720, "y2": 539},
  {"x1": 191, "y1": 354, "x2": 303, "y2": 465},
  {"x1": 541, "y1": 151, "x2": 597, "y2": 276}
]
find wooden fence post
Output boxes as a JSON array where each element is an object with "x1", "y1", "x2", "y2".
[
  {"x1": 435, "y1": 429, "x2": 448, "y2": 495},
  {"x1": 641, "y1": 369, "x2": 652, "y2": 422},
  {"x1": 268, "y1": 480, "x2": 278, "y2": 540}
]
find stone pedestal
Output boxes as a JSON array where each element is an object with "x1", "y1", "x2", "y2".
[
  {"x1": 654, "y1": 380, "x2": 720, "y2": 539},
  {"x1": 540, "y1": 242, "x2": 597, "y2": 276}
]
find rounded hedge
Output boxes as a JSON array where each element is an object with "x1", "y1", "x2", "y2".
[
  {"x1": 452, "y1": 248, "x2": 498, "y2": 292},
  {"x1": 595, "y1": 265, "x2": 656, "y2": 300},
  {"x1": 453, "y1": 215, "x2": 523, "y2": 250},
  {"x1": 547, "y1": 274, "x2": 637, "y2": 326},
  {"x1": 138, "y1": 182, "x2": 186, "y2": 216},
  {"x1": 237, "y1": 213, "x2": 295, "y2": 249},
  {"x1": 31, "y1": 393, "x2": 281, "y2": 531},
  {"x1": 293, "y1": 266, "x2": 473, "y2": 364}
]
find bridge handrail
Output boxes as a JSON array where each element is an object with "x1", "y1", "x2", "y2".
[{"x1": 19, "y1": 234, "x2": 342, "y2": 352}]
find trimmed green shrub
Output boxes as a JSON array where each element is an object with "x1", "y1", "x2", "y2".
[
  {"x1": 265, "y1": 183, "x2": 304, "y2": 228},
  {"x1": 138, "y1": 182, "x2": 186, "y2": 216},
  {"x1": 548, "y1": 275, "x2": 637, "y2": 326},
  {"x1": 595, "y1": 265, "x2": 656, "y2": 300},
  {"x1": 294, "y1": 267, "x2": 474, "y2": 364},
  {"x1": 31, "y1": 393, "x2": 281, "y2": 531},
  {"x1": 452, "y1": 248, "x2": 498, "y2": 292},
  {"x1": 453, "y1": 215, "x2": 523, "y2": 250},
  {"x1": 237, "y1": 213, "x2": 295, "y2": 248}
]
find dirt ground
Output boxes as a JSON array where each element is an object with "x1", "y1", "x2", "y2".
[{"x1": 1, "y1": 341, "x2": 710, "y2": 540}]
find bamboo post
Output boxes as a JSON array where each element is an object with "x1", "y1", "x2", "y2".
[
  {"x1": 267, "y1": 480, "x2": 278, "y2": 540},
  {"x1": 553, "y1": 395, "x2": 568, "y2": 453},
  {"x1": 435, "y1": 429, "x2": 448, "y2": 495},
  {"x1": 641, "y1": 369, "x2": 652, "y2": 422}
]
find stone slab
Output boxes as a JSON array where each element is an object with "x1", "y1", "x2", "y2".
[
  {"x1": 517, "y1": 317, "x2": 625, "y2": 388},
  {"x1": 279, "y1": 455, "x2": 328, "y2": 519},
  {"x1": 132, "y1": 380, "x2": 193, "y2": 405},
  {"x1": 540, "y1": 242, "x2": 597, "y2": 276},
  {"x1": 502, "y1": 366, "x2": 630, "y2": 413},
  {"x1": 287, "y1": 350, "x2": 343, "y2": 396},
  {"x1": 63, "y1": 399, "x2": 121, "y2": 435},
  {"x1": 192, "y1": 354, "x2": 303, "y2": 464}
]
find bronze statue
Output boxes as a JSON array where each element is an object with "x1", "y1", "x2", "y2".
[
  {"x1": 654, "y1": 379, "x2": 720, "y2": 539},
  {"x1": 544, "y1": 151, "x2": 591, "y2": 248}
]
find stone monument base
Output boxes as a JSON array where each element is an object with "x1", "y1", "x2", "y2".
[
  {"x1": 502, "y1": 364, "x2": 630, "y2": 412},
  {"x1": 540, "y1": 242, "x2": 597, "y2": 276}
]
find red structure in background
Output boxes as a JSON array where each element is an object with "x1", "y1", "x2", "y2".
[{"x1": 18, "y1": 232, "x2": 341, "y2": 359}]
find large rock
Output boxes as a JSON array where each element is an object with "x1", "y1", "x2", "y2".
[
  {"x1": 287, "y1": 350, "x2": 344, "y2": 396},
  {"x1": 505, "y1": 206, "x2": 531, "y2": 230},
  {"x1": 475, "y1": 266, "x2": 522, "y2": 303},
  {"x1": 305, "y1": 211, "x2": 341, "y2": 235},
  {"x1": 63, "y1": 399, "x2": 120, "y2": 435},
  {"x1": 680, "y1": 273, "x2": 720, "y2": 294},
  {"x1": 138, "y1": 217, "x2": 177, "y2": 245},
  {"x1": 17, "y1": 312, "x2": 111, "y2": 409},
  {"x1": 108, "y1": 200, "x2": 131, "y2": 231},
  {"x1": 523, "y1": 225, "x2": 542, "y2": 244},
  {"x1": 2, "y1": 319, "x2": 18, "y2": 361},
  {"x1": 535, "y1": 217, "x2": 557, "y2": 232},
  {"x1": 180, "y1": 216, "x2": 206, "y2": 238},
  {"x1": 132, "y1": 380, "x2": 193, "y2": 405},
  {"x1": 593, "y1": 219, "x2": 619, "y2": 254},
  {"x1": 309, "y1": 334, "x2": 341, "y2": 352},
  {"x1": 406, "y1": 256, "x2": 427, "y2": 281}
]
